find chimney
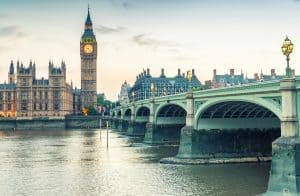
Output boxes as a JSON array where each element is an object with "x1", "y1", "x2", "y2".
[
  {"x1": 192, "y1": 69, "x2": 195, "y2": 76},
  {"x1": 213, "y1": 69, "x2": 216, "y2": 77},
  {"x1": 254, "y1": 73, "x2": 259, "y2": 80},
  {"x1": 178, "y1": 68, "x2": 181, "y2": 76},
  {"x1": 230, "y1": 69, "x2": 234, "y2": 76},
  {"x1": 147, "y1": 68, "x2": 150, "y2": 76},
  {"x1": 160, "y1": 68, "x2": 165, "y2": 77},
  {"x1": 183, "y1": 73, "x2": 185, "y2": 78},
  {"x1": 271, "y1": 69, "x2": 276, "y2": 77}
]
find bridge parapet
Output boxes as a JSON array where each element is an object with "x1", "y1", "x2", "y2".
[{"x1": 194, "y1": 80, "x2": 280, "y2": 99}]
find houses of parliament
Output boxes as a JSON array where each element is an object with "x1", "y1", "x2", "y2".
[{"x1": 0, "y1": 8, "x2": 98, "y2": 118}]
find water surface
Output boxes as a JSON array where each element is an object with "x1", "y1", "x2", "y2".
[{"x1": 0, "y1": 129, "x2": 270, "y2": 195}]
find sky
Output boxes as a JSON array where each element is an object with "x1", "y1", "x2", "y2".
[{"x1": 1, "y1": 0, "x2": 300, "y2": 100}]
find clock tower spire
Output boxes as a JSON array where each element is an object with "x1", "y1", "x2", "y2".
[{"x1": 80, "y1": 6, "x2": 98, "y2": 109}]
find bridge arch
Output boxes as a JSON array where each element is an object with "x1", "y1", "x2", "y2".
[
  {"x1": 136, "y1": 106, "x2": 150, "y2": 122},
  {"x1": 189, "y1": 97, "x2": 281, "y2": 160},
  {"x1": 155, "y1": 103, "x2": 187, "y2": 125},
  {"x1": 136, "y1": 106, "x2": 150, "y2": 117},
  {"x1": 194, "y1": 97, "x2": 281, "y2": 128},
  {"x1": 144, "y1": 103, "x2": 187, "y2": 144},
  {"x1": 117, "y1": 110, "x2": 122, "y2": 118},
  {"x1": 124, "y1": 108, "x2": 131, "y2": 116},
  {"x1": 123, "y1": 108, "x2": 132, "y2": 121},
  {"x1": 154, "y1": 102, "x2": 187, "y2": 121}
]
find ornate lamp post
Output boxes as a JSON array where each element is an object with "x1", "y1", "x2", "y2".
[
  {"x1": 281, "y1": 36, "x2": 294, "y2": 78},
  {"x1": 131, "y1": 91, "x2": 135, "y2": 102},
  {"x1": 186, "y1": 70, "x2": 193, "y2": 91},
  {"x1": 150, "y1": 83, "x2": 155, "y2": 98},
  {"x1": 163, "y1": 87, "x2": 167, "y2": 96}
]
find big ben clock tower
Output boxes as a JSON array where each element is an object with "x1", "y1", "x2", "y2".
[{"x1": 80, "y1": 7, "x2": 97, "y2": 109}]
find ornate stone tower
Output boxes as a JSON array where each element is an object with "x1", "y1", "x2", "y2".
[
  {"x1": 80, "y1": 7, "x2": 97, "y2": 109},
  {"x1": 8, "y1": 60, "x2": 15, "y2": 84}
]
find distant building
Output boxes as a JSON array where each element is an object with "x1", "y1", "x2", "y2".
[
  {"x1": 130, "y1": 68, "x2": 201, "y2": 101},
  {"x1": 0, "y1": 60, "x2": 74, "y2": 119},
  {"x1": 207, "y1": 68, "x2": 294, "y2": 89},
  {"x1": 0, "y1": 61, "x2": 16, "y2": 117},
  {"x1": 72, "y1": 87, "x2": 82, "y2": 115},
  {"x1": 118, "y1": 81, "x2": 131, "y2": 105},
  {"x1": 211, "y1": 69, "x2": 245, "y2": 88},
  {"x1": 257, "y1": 69, "x2": 286, "y2": 82}
]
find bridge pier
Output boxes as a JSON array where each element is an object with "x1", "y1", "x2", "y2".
[
  {"x1": 177, "y1": 91, "x2": 194, "y2": 157},
  {"x1": 127, "y1": 121, "x2": 147, "y2": 136},
  {"x1": 126, "y1": 104, "x2": 146, "y2": 136},
  {"x1": 121, "y1": 119, "x2": 129, "y2": 132},
  {"x1": 177, "y1": 128, "x2": 280, "y2": 160},
  {"x1": 266, "y1": 78, "x2": 300, "y2": 195},
  {"x1": 111, "y1": 118, "x2": 118, "y2": 129},
  {"x1": 144, "y1": 123, "x2": 183, "y2": 144},
  {"x1": 117, "y1": 119, "x2": 123, "y2": 131},
  {"x1": 176, "y1": 91, "x2": 281, "y2": 162},
  {"x1": 143, "y1": 98, "x2": 183, "y2": 144}
]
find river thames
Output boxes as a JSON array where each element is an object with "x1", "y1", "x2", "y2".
[{"x1": 0, "y1": 129, "x2": 269, "y2": 196}]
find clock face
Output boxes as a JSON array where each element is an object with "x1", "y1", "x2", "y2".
[{"x1": 84, "y1": 44, "x2": 93, "y2": 53}]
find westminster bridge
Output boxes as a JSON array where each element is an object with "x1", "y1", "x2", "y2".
[{"x1": 111, "y1": 77, "x2": 300, "y2": 195}]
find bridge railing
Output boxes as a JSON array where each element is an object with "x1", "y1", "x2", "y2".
[
  {"x1": 111, "y1": 80, "x2": 282, "y2": 112},
  {"x1": 193, "y1": 80, "x2": 280, "y2": 98}
]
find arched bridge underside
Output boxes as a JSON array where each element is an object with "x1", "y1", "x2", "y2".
[
  {"x1": 136, "y1": 107, "x2": 150, "y2": 122},
  {"x1": 136, "y1": 107, "x2": 150, "y2": 116},
  {"x1": 190, "y1": 101, "x2": 281, "y2": 159},
  {"x1": 144, "y1": 104, "x2": 187, "y2": 144},
  {"x1": 156, "y1": 104, "x2": 186, "y2": 125},
  {"x1": 197, "y1": 101, "x2": 280, "y2": 130}
]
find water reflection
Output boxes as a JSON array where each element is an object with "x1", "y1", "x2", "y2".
[{"x1": 0, "y1": 129, "x2": 269, "y2": 196}]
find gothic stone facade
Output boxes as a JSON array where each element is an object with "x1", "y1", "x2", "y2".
[
  {"x1": 16, "y1": 61, "x2": 73, "y2": 119},
  {"x1": 0, "y1": 62, "x2": 16, "y2": 117}
]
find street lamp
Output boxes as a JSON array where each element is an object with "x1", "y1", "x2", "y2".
[
  {"x1": 186, "y1": 70, "x2": 193, "y2": 91},
  {"x1": 150, "y1": 83, "x2": 155, "y2": 98},
  {"x1": 131, "y1": 91, "x2": 135, "y2": 102},
  {"x1": 281, "y1": 36, "x2": 294, "y2": 78},
  {"x1": 163, "y1": 87, "x2": 167, "y2": 96}
]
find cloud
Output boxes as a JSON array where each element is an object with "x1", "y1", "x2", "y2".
[
  {"x1": 0, "y1": 25, "x2": 28, "y2": 40},
  {"x1": 121, "y1": 2, "x2": 133, "y2": 8},
  {"x1": 132, "y1": 34, "x2": 180, "y2": 48},
  {"x1": 110, "y1": 0, "x2": 133, "y2": 9},
  {"x1": 0, "y1": 25, "x2": 19, "y2": 36},
  {"x1": 95, "y1": 25, "x2": 126, "y2": 34}
]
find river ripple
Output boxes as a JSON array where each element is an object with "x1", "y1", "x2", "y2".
[{"x1": 0, "y1": 129, "x2": 269, "y2": 196}]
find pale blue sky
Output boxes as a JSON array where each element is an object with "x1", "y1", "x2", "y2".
[{"x1": 0, "y1": 0, "x2": 300, "y2": 100}]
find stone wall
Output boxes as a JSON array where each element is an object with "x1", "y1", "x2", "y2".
[
  {"x1": 0, "y1": 119, "x2": 17, "y2": 130},
  {"x1": 16, "y1": 119, "x2": 65, "y2": 129},
  {"x1": 0, "y1": 116, "x2": 111, "y2": 130},
  {"x1": 144, "y1": 123, "x2": 185, "y2": 144},
  {"x1": 127, "y1": 121, "x2": 147, "y2": 136},
  {"x1": 65, "y1": 115, "x2": 105, "y2": 128},
  {"x1": 191, "y1": 128, "x2": 280, "y2": 158}
]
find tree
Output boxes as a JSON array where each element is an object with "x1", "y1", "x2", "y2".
[
  {"x1": 97, "y1": 95, "x2": 104, "y2": 106},
  {"x1": 87, "y1": 105, "x2": 98, "y2": 115}
]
